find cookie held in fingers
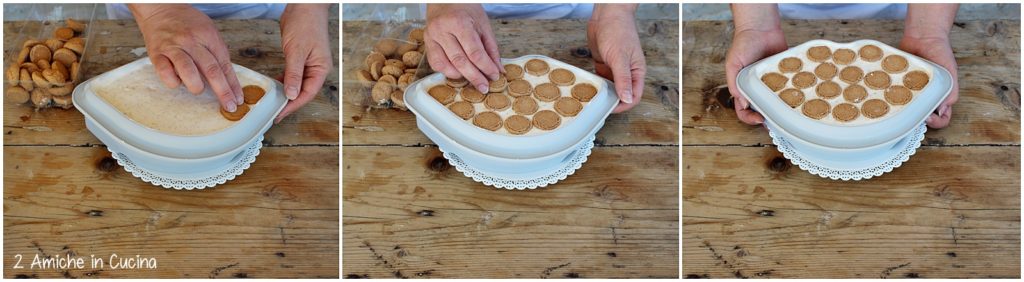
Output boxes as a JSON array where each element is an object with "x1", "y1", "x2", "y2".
[
  {"x1": 525, "y1": 59, "x2": 550, "y2": 76},
  {"x1": 532, "y1": 110, "x2": 561, "y2": 130},
  {"x1": 220, "y1": 103, "x2": 250, "y2": 121},
  {"x1": 554, "y1": 96, "x2": 583, "y2": 117},
  {"x1": 488, "y1": 73, "x2": 508, "y2": 93},
  {"x1": 571, "y1": 83, "x2": 598, "y2": 102},
  {"x1": 472, "y1": 111, "x2": 503, "y2": 131},
  {"x1": 549, "y1": 68, "x2": 576, "y2": 86},
  {"x1": 242, "y1": 85, "x2": 266, "y2": 104},
  {"x1": 446, "y1": 77, "x2": 468, "y2": 88},
  {"x1": 504, "y1": 115, "x2": 532, "y2": 135},
  {"x1": 534, "y1": 82, "x2": 561, "y2": 102},
  {"x1": 861, "y1": 99, "x2": 890, "y2": 118}
]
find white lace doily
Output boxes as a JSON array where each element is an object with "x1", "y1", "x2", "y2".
[
  {"x1": 770, "y1": 124, "x2": 926, "y2": 181},
  {"x1": 110, "y1": 137, "x2": 263, "y2": 190},
  {"x1": 442, "y1": 135, "x2": 595, "y2": 190}
]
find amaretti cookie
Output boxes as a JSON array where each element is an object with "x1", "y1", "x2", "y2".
[
  {"x1": 903, "y1": 70, "x2": 930, "y2": 90},
  {"x1": 525, "y1": 59, "x2": 550, "y2": 76},
  {"x1": 815, "y1": 81, "x2": 841, "y2": 99},
  {"x1": 534, "y1": 82, "x2": 561, "y2": 102},
  {"x1": 832, "y1": 103, "x2": 860, "y2": 122},
  {"x1": 861, "y1": 99, "x2": 890, "y2": 118},
  {"x1": 884, "y1": 85, "x2": 912, "y2": 105},
  {"x1": 512, "y1": 96, "x2": 539, "y2": 115},
  {"x1": 508, "y1": 79, "x2": 533, "y2": 97},
  {"x1": 532, "y1": 110, "x2": 561, "y2": 130},
  {"x1": 801, "y1": 99, "x2": 830, "y2": 120},
  {"x1": 832, "y1": 48, "x2": 856, "y2": 65},
  {"x1": 761, "y1": 72, "x2": 788, "y2": 92},
  {"x1": 554, "y1": 97, "x2": 583, "y2": 117},
  {"x1": 807, "y1": 46, "x2": 832, "y2": 62},
  {"x1": 428, "y1": 85, "x2": 456, "y2": 105},
  {"x1": 483, "y1": 93, "x2": 511, "y2": 111},
  {"x1": 778, "y1": 88, "x2": 805, "y2": 108},
  {"x1": 858, "y1": 45, "x2": 883, "y2": 62},
  {"x1": 571, "y1": 83, "x2": 598, "y2": 102},
  {"x1": 460, "y1": 86, "x2": 486, "y2": 103},
  {"x1": 448, "y1": 101, "x2": 475, "y2": 120},
  {"x1": 549, "y1": 68, "x2": 576, "y2": 86},
  {"x1": 504, "y1": 64, "x2": 524, "y2": 80},
  {"x1": 504, "y1": 115, "x2": 532, "y2": 135},
  {"x1": 472, "y1": 111, "x2": 503, "y2": 131},
  {"x1": 778, "y1": 57, "x2": 803, "y2": 73}
]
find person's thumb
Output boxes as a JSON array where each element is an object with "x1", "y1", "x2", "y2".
[
  {"x1": 282, "y1": 48, "x2": 306, "y2": 100},
  {"x1": 609, "y1": 52, "x2": 634, "y2": 104}
]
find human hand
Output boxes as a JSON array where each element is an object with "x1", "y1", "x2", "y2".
[
  {"x1": 129, "y1": 4, "x2": 244, "y2": 112},
  {"x1": 276, "y1": 4, "x2": 333, "y2": 123},
  {"x1": 725, "y1": 4, "x2": 786, "y2": 125},
  {"x1": 902, "y1": 4, "x2": 959, "y2": 128},
  {"x1": 588, "y1": 4, "x2": 646, "y2": 113},
  {"x1": 424, "y1": 4, "x2": 502, "y2": 94}
]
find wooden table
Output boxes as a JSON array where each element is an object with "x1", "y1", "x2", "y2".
[
  {"x1": 3, "y1": 19, "x2": 339, "y2": 278},
  {"x1": 682, "y1": 19, "x2": 1020, "y2": 278},
  {"x1": 343, "y1": 19, "x2": 679, "y2": 278}
]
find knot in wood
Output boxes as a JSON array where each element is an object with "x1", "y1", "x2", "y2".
[
  {"x1": 97, "y1": 157, "x2": 117, "y2": 172},
  {"x1": 571, "y1": 47, "x2": 591, "y2": 58},
  {"x1": 240, "y1": 47, "x2": 262, "y2": 58},
  {"x1": 427, "y1": 156, "x2": 450, "y2": 172},
  {"x1": 767, "y1": 157, "x2": 790, "y2": 173}
]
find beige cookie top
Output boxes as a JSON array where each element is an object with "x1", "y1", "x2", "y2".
[{"x1": 426, "y1": 58, "x2": 597, "y2": 135}]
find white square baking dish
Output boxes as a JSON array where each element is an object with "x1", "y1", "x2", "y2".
[
  {"x1": 737, "y1": 39, "x2": 954, "y2": 179},
  {"x1": 404, "y1": 55, "x2": 619, "y2": 187},
  {"x1": 738, "y1": 39, "x2": 953, "y2": 150},
  {"x1": 73, "y1": 58, "x2": 287, "y2": 175}
]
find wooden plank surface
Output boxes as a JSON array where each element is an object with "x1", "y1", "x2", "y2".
[
  {"x1": 343, "y1": 17, "x2": 679, "y2": 279},
  {"x1": 4, "y1": 146, "x2": 339, "y2": 278},
  {"x1": 683, "y1": 20, "x2": 1020, "y2": 146},
  {"x1": 343, "y1": 146, "x2": 678, "y2": 278},
  {"x1": 4, "y1": 19, "x2": 340, "y2": 146},
  {"x1": 682, "y1": 19, "x2": 1020, "y2": 278},
  {"x1": 4, "y1": 19, "x2": 340, "y2": 278},
  {"x1": 342, "y1": 19, "x2": 679, "y2": 146}
]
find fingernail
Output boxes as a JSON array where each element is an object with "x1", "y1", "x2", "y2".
[
  {"x1": 226, "y1": 103, "x2": 237, "y2": 113},
  {"x1": 286, "y1": 85, "x2": 299, "y2": 100},
  {"x1": 943, "y1": 105, "x2": 951, "y2": 117},
  {"x1": 477, "y1": 84, "x2": 488, "y2": 94},
  {"x1": 622, "y1": 90, "x2": 633, "y2": 104}
]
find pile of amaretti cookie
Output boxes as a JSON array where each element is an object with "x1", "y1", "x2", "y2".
[
  {"x1": 427, "y1": 58, "x2": 598, "y2": 135},
  {"x1": 5, "y1": 18, "x2": 88, "y2": 110},
  {"x1": 355, "y1": 27, "x2": 425, "y2": 110},
  {"x1": 761, "y1": 44, "x2": 930, "y2": 122}
]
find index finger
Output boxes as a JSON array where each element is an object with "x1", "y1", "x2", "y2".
[
  {"x1": 452, "y1": 28, "x2": 500, "y2": 81},
  {"x1": 185, "y1": 45, "x2": 238, "y2": 111}
]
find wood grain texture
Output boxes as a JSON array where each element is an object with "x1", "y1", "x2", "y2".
[
  {"x1": 682, "y1": 146, "x2": 1020, "y2": 278},
  {"x1": 683, "y1": 20, "x2": 1020, "y2": 146},
  {"x1": 342, "y1": 19, "x2": 679, "y2": 146},
  {"x1": 343, "y1": 146, "x2": 678, "y2": 278},
  {"x1": 4, "y1": 146, "x2": 339, "y2": 278},
  {"x1": 4, "y1": 18, "x2": 339, "y2": 278},
  {"x1": 3, "y1": 19, "x2": 340, "y2": 146},
  {"x1": 682, "y1": 19, "x2": 1020, "y2": 278}
]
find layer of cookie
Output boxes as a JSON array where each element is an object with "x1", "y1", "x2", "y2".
[
  {"x1": 425, "y1": 57, "x2": 603, "y2": 136},
  {"x1": 757, "y1": 42, "x2": 933, "y2": 125}
]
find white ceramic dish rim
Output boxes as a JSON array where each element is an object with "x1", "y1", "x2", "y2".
[
  {"x1": 738, "y1": 39, "x2": 953, "y2": 149},
  {"x1": 73, "y1": 58, "x2": 287, "y2": 159},
  {"x1": 404, "y1": 54, "x2": 619, "y2": 159}
]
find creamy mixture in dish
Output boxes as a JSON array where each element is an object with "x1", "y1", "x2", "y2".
[{"x1": 93, "y1": 65, "x2": 258, "y2": 136}]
